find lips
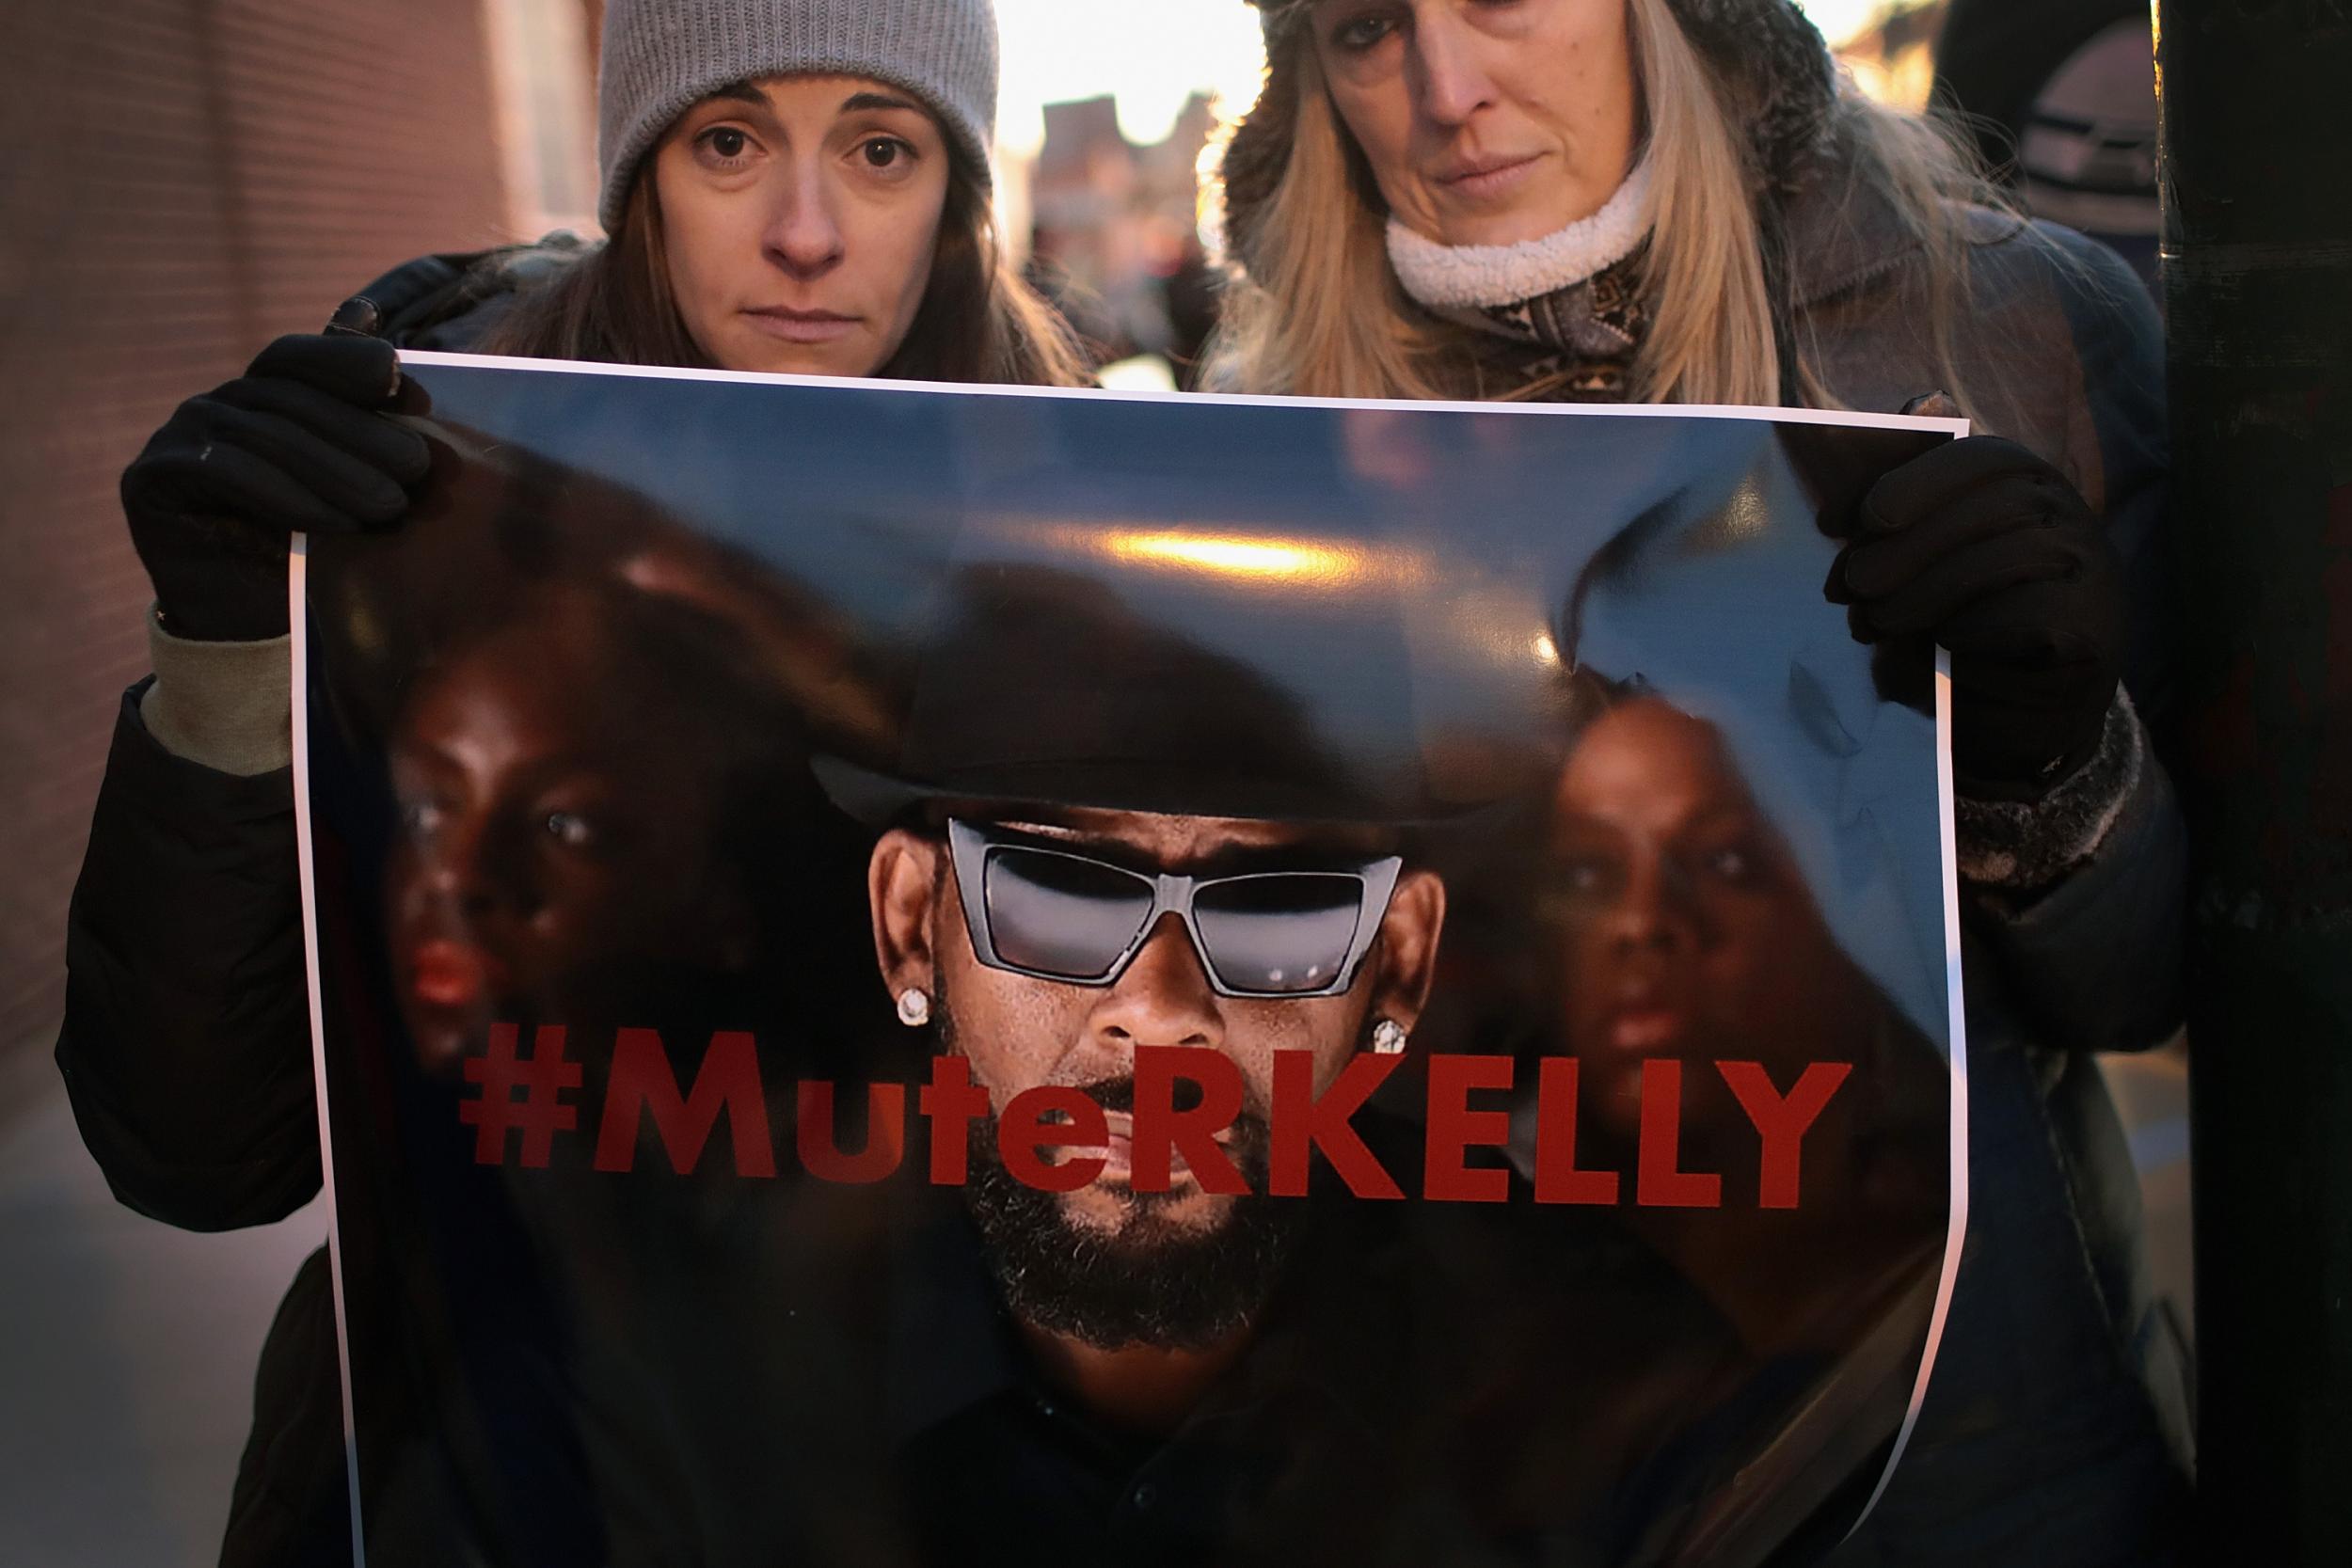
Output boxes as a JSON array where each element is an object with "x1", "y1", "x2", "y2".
[
  {"x1": 1432, "y1": 150, "x2": 1544, "y2": 200},
  {"x1": 1055, "y1": 1108, "x2": 1225, "y2": 1186},
  {"x1": 742, "y1": 306, "x2": 860, "y2": 345},
  {"x1": 1087, "y1": 1112, "x2": 1177, "y2": 1182},
  {"x1": 1606, "y1": 1006, "x2": 1687, "y2": 1054},
  {"x1": 1597, "y1": 973, "x2": 1690, "y2": 1055},
  {"x1": 1437, "y1": 151, "x2": 1536, "y2": 182},
  {"x1": 407, "y1": 939, "x2": 504, "y2": 1010}
]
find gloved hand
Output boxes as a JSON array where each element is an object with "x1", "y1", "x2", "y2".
[
  {"x1": 1826, "y1": 434, "x2": 2125, "y2": 800},
  {"x1": 121, "y1": 331, "x2": 428, "y2": 641}
]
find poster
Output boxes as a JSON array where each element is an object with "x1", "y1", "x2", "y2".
[{"x1": 294, "y1": 354, "x2": 1969, "y2": 1567}]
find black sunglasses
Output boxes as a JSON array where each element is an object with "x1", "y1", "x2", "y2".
[{"x1": 946, "y1": 818, "x2": 1402, "y2": 1000}]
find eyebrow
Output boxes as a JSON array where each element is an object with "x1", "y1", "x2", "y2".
[
  {"x1": 697, "y1": 84, "x2": 925, "y2": 119},
  {"x1": 840, "y1": 89, "x2": 923, "y2": 115}
]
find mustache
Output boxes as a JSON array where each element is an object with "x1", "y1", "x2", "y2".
[
  {"x1": 1061, "y1": 1073, "x2": 1269, "y2": 1130},
  {"x1": 1074, "y1": 1075, "x2": 1140, "y2": 1116},
  {"x1": 1049, "y1": 1077, "x2": 1275, "y2": 1183}
]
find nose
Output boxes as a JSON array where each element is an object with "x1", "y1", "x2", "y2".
[
  {"x1": 1091, "y1": 913, "x2": 1226, "y2": 1053},
  {"x1": 1606, "y1": 849, "x2": 1700, "y2": 957},
  {"x1": 762, "y1": 159, "x2": 845, "y2": 280},
  {"x1": 1408, "y1": 10, "x2": 1498, "y2": 128},
  {"x1": 419, "y1": 809, "x2": 532, "y2": 921}
]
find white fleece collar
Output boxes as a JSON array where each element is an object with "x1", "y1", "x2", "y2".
[{"x1": 1385, "y1": 161, "x2": 1653, "y2": 309}]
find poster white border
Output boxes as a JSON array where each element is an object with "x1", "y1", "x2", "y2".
[
  {"x1": 290, "y1": 539, "x2": 368, "y2": 1567},
  {"x1": 295, "y1": 355, "x2": 1975, "y2": 1554}
]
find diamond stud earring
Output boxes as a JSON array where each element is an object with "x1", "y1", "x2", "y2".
[
  {"x1": 896, "y1": 988, "x2": 931, "y2": 1027},
  {"x1": 1371, "y1": 1018, "x2": 1407, "y2": 1056}
]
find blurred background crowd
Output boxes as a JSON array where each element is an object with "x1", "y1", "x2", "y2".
[{"x1": 0, "y1": 2, "x2": 2171, "y2": 1561}]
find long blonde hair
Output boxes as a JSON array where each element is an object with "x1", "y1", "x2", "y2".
[{"x1": 1206, "y1": 0, "x2": 2008, "y2": 414}]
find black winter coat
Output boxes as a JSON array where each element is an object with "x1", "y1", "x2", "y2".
[{"x1": 57, "y1": 246, "x2": 565, "y2": 1566}]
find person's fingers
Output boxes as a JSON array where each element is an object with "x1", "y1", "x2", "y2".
[
  {"x1": 1837, "y1": 494, "x2": 2059, "y2": 599},
  {"x1": 193, "y1": 402, "x2": 411, "y2": 524},
  {"x1": 1857, "y1": 526, "x2": 2097, "y2": 635},
  {"x1": 1848, "y1": 535, "x2": 2083, "y2": 638},
  {"x1": 1825, "y1": 547, "x2": 1856, "y2": 606},
  {"x1": 1782, "y1": 423, "x2": 1954, "y2": 542},
  {"x1": 213, "y1": 377, "x2": 430, "y2": 485},
  {"x1": 387, "y1": 372, "x2": 436, "y2": 418},
  {"x1": 125, "y1": 438, "x2": 373, "y2": 535},
  {"x1": 322, "y1": 295, "x2": 387, "y2": 337},
  {"x1": 244, "y1": 333, "x2": 403, "y2": 406},
  {"x1": 1854, "y1": 436, "x2": 2063, "y2": 537}
]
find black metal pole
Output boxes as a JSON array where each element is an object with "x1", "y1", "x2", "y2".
[{"x1": 2157, "y1": 1, "x2": 2352, "y2": 1560}]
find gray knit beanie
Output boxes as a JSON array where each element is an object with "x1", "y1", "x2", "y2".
[{"x1": 596, "y1": 0, "x2": 1000, "y2": 231}]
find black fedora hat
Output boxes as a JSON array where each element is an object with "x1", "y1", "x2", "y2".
[{"x1": 813, "y1": 562, "x2": 1431, "y2": 828}]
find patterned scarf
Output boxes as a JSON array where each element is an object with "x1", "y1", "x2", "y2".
[
  {"x1": 1460, "y1": 251, "x2": 1650, "y2": 402},
  {"x1": 1383, "y1": 164, "x2": 1654, "y2": 402}
]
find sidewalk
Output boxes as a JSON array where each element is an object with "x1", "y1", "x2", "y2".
[{"x1": 0, "y1": 1041, "x2": 325, "y2": 1567}]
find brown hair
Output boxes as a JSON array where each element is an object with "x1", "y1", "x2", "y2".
[{"x1": 478, "y1": 139, "x2": 1089, "y2": 388}]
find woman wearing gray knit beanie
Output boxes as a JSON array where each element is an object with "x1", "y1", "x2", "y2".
[
  {"x1": 474, "y1": 0, "x2": 1084, "y2": 384},
  {"x1": 70, "y1": 4, "x2": 1087, "y2": 1564},
  {"x1": 110, "y1": 0, "x2": 1084, "y2": 654},
  {"x1": 1207, "y1": 3, "x2": 2188, "y2": 1566}
]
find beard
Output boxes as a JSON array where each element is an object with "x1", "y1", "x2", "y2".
[
  {"x1": 962, "y1": 1085, "x2": 1302, "y2": 1353},
  {"x1": 938, "y1": 996, "x2": 1304, "y2": 1352}
]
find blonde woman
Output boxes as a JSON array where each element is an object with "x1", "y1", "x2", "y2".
[{"x1": 1210, "y1": 3, "x2": 2186, "y2": 1563}]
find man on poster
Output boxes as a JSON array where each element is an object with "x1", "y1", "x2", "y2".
[{"x1": 800, "y1": 566, "x2": 1751, "y2": 1564}]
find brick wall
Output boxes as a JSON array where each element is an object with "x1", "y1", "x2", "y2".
[{"x1": 0, "y1": 1, "x2": 518, "y2": 1061}]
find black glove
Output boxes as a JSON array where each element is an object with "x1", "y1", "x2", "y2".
[
  {"x1": 121, "y1": 331, "x2": 428, "y2": 641},
  {"x1": 1826, "y1": 435, "x2": 2125, "y2": 800}
]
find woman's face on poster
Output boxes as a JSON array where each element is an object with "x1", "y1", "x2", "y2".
[
  {"x1": 385, "y1": 599, "x2": 751, "y2": 1070},
  {"x1": 1544, "y1": 698, "x2": 1853, "y2": 1130},
  {"x1": 652, "y1": 72, "x2": 953, "y2": 377}
]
